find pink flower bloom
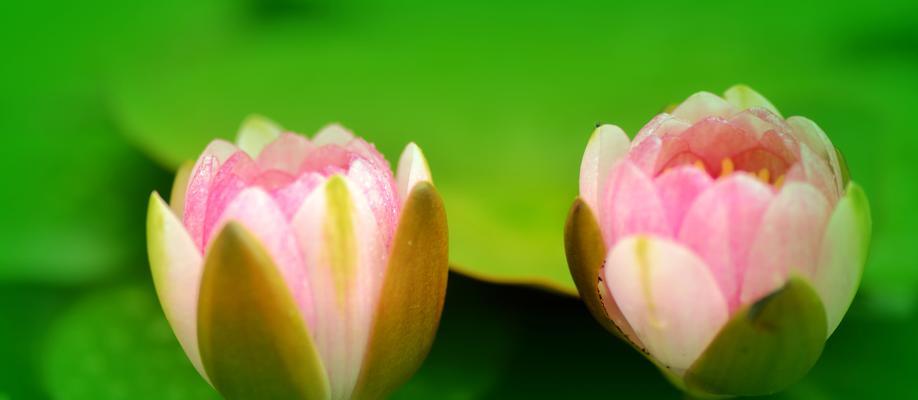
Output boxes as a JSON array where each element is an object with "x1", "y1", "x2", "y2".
[
  {"x1": 568, "y1": 86, "x2": 871, "y2": 395},
  {"x1": 147, "y1": 116, "x2": 447, "y2": 399}
]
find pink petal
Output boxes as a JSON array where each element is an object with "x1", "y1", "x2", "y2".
[
  {"x1": 787, "y1": 143, "x2": 840, "y2": 204},
  {"x1": 628, "y1": 134, "x2": 663, "y2": 175},
  {"x1": 631, "y1": 114, "x2": 691, "y2": 148},
  {"x1": 347, "y1": 159, "x2": 400, "y2": 246},
  {"x1": 677, "y1": 174, "x2": 774, "y2": 311},
  {"x1": 740, "y1": 183, "x2": 832, "y2": 305},
  {"x1": 210, "y1": 187, "x2": 315, "y2": 330},
  {"x1": 271, "y1": 173, "x2": 327, "y2": 219},
  {"x1": 257, "y1": 133, "x2": 315, "y2": 173},
  {"x1": 605, "y1": 235, "x2": 728, "y2": 372},
  {"x1": 183, "y1": 140, "x2": 240, "y2": 250},
  {"x1": 654, "y1": 166, "x2": 714, "y2": 234},
  {"x1": 202, "y1": 151, "x2": 261, "y2": 246},
  {"x1": 291, "y1": 176, "x2": 386, "y2": 399},
  {"x1": 599, "y1": 161, "x2": 670, "y2": 247},
  {"x1": 678, "y1": 117, "x2": 758, "y2": 175}
]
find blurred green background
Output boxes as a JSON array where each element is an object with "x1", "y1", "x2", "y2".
[{"x1": 2, "y1": 0, "x2": 917, "y2": 398}]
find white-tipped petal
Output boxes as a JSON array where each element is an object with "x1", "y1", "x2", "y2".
[
  {"x1": 605, "y1": 235, "x2": 729, "y2": 372},
  {"x1": 169, "y1": 161, "x2": 195, "y2": 217},
  {"x1": 579, "y1": 124, "x2": 631, "y2": 212},
  {"x1": 313, "y1": 123, "x2": 356, "y2": 146},
  {"x1": 396, "y1": 142, "x2": 432, "y2": 202},
  {"x1": 815, "y1": 183, "x2": 871, "y2": 336},
  {"x1": 147, "y1": 192, "x2": 207, "y2": 380},
  {"x1": 236, "y1": 115, "x2": 282, "y2": 157},
  {"x1": 671, "y1": 92, "x2": 737, "y2": 123},
  {"x1": 724, "y1": 85, "x2": 782, "y2": 117}
]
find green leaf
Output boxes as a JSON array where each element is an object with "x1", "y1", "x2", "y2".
[
  {"x1": 353, "y1": 182, "x2": 449, "y2": 399},
  {"x1": 197, "y1": 222, "x2": 329, "y2": 400},
  {"x1": 684, "y1": 277, "x2": 827, "y2": 396},
  {"x1": 41, "y1": 284, "x2": 219, "y2": 400}
]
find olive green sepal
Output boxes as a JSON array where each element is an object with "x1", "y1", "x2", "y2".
[
  {"x1": 564, "y1": 198, "x2": 621, "y2": 337},
  {"x1": 352, "y1": 182, "x2": 450, "y2": 400},
  {"x1": 683, "y1": 277, "x2": 827, "y2": 397},
  {"x1": 197, "y1": 222, "x2": 330, "y2": 400}
]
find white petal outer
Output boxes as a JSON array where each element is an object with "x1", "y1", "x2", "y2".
[
  {"x1": 740, "y1": 183, "x2": 832, "y2": 306},
  {"x1": 815, "y1": 182, "x2": 871, "y2": 337},
  {"x1": 147, "y1": 192, "x2": 208, "y2": 381},
  {"x1": 578, "y1": 124, "x2": 631, "y2": 213},
  {"x1": 313, "y1": 123, "x2": 356, "y2": 146},
  {"x1": 605, "y1": 235, "x2": 729, "y2": 372},
  {"x1": 787, "y1": 116, "x2": 844, "y2": 196},
  {"x1": 292, "y1": 176, "x2": 386, "y2": 400},
  {"x1": 723, "y1": 85, "x2": 782, "y2": 118},
  {"x1": 671, "y1": 92, "x2": 737, "y2": 124},
  {"x1": 169, "y1": 160, "x2": 195, "y2": 217},
  {"x1": 396, "y1": 142, "x2": 433, "y2": 204},
  {"x1": 235, "y1": 114, "x2": 282, "y2": 157}
]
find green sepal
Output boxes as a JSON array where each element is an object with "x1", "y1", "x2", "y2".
[
  {"x1": 352, "y1": 182, "x2": 450, "y2": 400},
  {"x1": 563, "y1": 198, "x2": 620, "y2": 337},
  {"x1": 197, "y1": 222, "x2": 329, "y2": 400},
  {"x1": 683, "y1": 277, "x2": 827, "y2": 396}
]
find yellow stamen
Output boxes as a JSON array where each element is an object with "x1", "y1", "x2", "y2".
[
  {"x1": 719, "y1": 158, "x2": 734, "y2": 177},
  {"x1": 774, "y1": 174, "x2": 785, "y2": 189},
  {"x1": 757, "y1": 168, "x2": 770, "y2": 183},
  {"x1": 693, "y1": 160, "x2": 705, "y2": 171}
]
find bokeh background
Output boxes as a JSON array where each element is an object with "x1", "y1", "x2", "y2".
[{"x1": 2, "y1": 0, "x2": 917, "y2": 398}]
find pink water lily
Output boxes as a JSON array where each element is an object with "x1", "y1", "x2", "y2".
[
  {"x1": 147, "y1": 116, "x2": 448, "y2": 400},
  {"x1": 567, "y1": 86, "x2": 871, "y2": 396}
]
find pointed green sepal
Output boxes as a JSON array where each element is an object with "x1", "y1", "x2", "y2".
[
  {"x1": 352, "y1": 182, "x2": 449, "y2": 400},
  {"x1": 684, "y1": 277, "x2": 827, "y2": 396},
  {"x1": 563, "y1": 198, "x2": 622, "y2": 336},
  {"x1": 197, "y1": 222, "x2": 329, "y2": 400}
]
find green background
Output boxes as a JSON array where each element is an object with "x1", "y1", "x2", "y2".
[{"x1": 2, "y1": 0, "x2": 917, "y2": 398}]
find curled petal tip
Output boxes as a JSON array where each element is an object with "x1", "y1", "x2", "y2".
[
  {"x1": 314, "y1": 122, "x2": 356, "y2": 146},
  {"x1": 579, "y1": 124, "x2": 630, "y2": 212},
  {"x1": 723, "y1": 85, "x2": 782, "y2": 117},
  {"x1": 236, "y1": 114, "x2": 282, "y2": 157},
  {"x1": 396, "y1": 142, "x2": 433, "y2": 202}
]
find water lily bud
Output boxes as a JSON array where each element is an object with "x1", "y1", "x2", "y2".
[
  {"x1": 566, "y1": 86, "x2": 871, "y2": 396},
  {"x1": 147, "y1": 116, "x2": 448, "y2": 400}
]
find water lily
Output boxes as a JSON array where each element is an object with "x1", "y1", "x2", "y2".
[
  {"x1": 147, "y1": 116, "x2": 448, "y2": 400},
  {"x1": 566, "y1": 86, "x2": 871, "y2": 396}
]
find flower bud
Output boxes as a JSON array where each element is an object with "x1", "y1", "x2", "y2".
[
  {"x1": 566, "y1": 86, "x2": 871, "y2": 396},
  {"x1": 147, "y1": 116, "x2": 448, "y2": 399}
]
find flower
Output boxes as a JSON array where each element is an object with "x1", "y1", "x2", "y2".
[
  {"x1": 147, "y1": 116, "x2": 448, "y2": 400},
  {"x1": 565, "y1": 86, "x2": 871, "y2": 396}
]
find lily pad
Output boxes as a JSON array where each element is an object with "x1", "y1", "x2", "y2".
[{"x1": 41, "y1": 284, "x2": 220, "y2": 400}]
